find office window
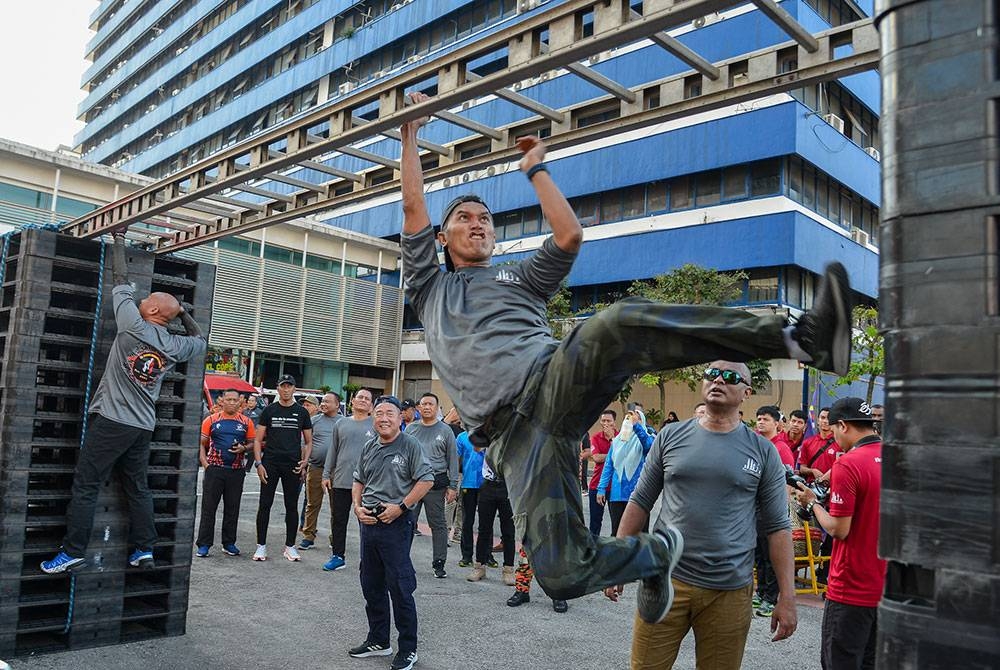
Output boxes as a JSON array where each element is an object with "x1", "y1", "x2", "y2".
[
  {"x1": 670, "y1": 176, "x2": 691, "y2": 210},
  {"x1": 622, "y1": 185, "x2": 646, "y2": 219},
  {"x1": 748, "y1": 274, "x2": 779, "y2": 303},
  {"x1": 573, "y1": 195, "x2": 600, "y2": 226},
  {"x1": 722, "y1": 166, "x2": 748, "y2": 200},
  {"x1": 600, "y1": 191, "x2": 623, "y2": 223},
  {"x1": 646, "y1": 181, "x2": 667, "y2": 212},
  {"x1": 802, "y1": 165, "x2": 816, "y2": 209},
  {"x1": 695, "y1": 170, "x2": 721, "y2": 206},
  {"x1": 750, "y1": 158, "x2": 782, "y2": 196}
]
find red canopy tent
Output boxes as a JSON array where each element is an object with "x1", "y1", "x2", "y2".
[{"x1": 203, "y1": 373, "x2": 258, "y2": 404}]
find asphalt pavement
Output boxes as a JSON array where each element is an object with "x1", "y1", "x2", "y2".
[{"x1": 14, "y1": 472, "x2": 824, "y2": 670}]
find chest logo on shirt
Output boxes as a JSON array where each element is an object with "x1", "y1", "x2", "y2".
[
  {"x1": 365, "y1": 430, "x2": 374, "y2": 438},
  {"x1": 494, "y1": 269, "x2": 522, "y2": 286},
  {"x1": 391, "y1": 454, "x2": 407, "y2": 468},
  {"x1": 742, "y1": 457, "x2": 761, "y2": 477},
  {"x1": 126, "y1": 349, "x2": 166, "y2": 385},
  {"x1": 831, "y1": 492, "x2": 845, "y2": 505}
]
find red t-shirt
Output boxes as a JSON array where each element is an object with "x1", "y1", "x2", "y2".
[
  {"x1": 826, "y1": 439, "x2": 886, "y2": 608},
  {"x1": 588, "y1": 432, "x2": 612, "y2": 491},
  {"x1": 799, "y1": 434, "x2": 839, "y2": 481},
  {"x1": 768, "y1": 432, "x2": 795, "y2": 468}
]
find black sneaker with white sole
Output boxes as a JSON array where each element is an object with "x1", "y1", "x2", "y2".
[
  {"x1": 348, "y1": 641, "x2": 392, "y2": 658},
  {"x1": 791, "y1": 262, "x2": 853, "y2": 376},
  {"x1": 390, "y1": 650, "x2": 418, "y2": 670},
  {"x1": 637, "y1": 526, "x2": 684, "y2": 625}
]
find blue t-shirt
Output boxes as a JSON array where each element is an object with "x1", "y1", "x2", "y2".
[{"x1": 201, "y1": 412, "x2": 256, "y2": 469}]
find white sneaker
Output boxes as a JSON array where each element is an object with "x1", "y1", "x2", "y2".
[
  {"x1": 283, "y1": 545, "x2": 301, "y2": 562},
  {"x1": 252, "y1": 544, "x2": 267, "y2": 561}
]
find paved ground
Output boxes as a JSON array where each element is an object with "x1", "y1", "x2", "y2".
[{"x1": 15, "y1": 473, "x2": 824, "y2": 670}]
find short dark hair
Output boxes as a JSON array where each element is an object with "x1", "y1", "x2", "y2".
[
  {"x1": 871, "y1": 404, "x2": 883, "y2": 409},
  {"x1": 221, "y1": 388, "x2": 240, "y2": 396},
  {"x1": 756, "y1": 405, "x2": 781, "y2": 421},
  {"x1": 601, "y1": 409, "x2": 617, "y2": 421},
  {"x1": 329, "y1": 392, "x2": 341, "y2": 402},
  {"x1": 419, "y1": 392, "x2": 439, "y2": 405},
  {"x1": 789, "y1": 409, "x2": 807, "y2": 421},
  {"x1": 819, "y1": 406, "x2": 831, "y2": 414}
]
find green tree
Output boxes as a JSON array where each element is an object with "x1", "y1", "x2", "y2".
[
  {"x1": 831, "y1": 305, "x2": 883, "y2": 403},
  {"x1": 628, "y1": 264, "x2": 772, "y2": 415}
]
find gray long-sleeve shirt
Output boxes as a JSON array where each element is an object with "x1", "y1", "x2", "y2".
[
  {"x1": 323, "y1": 416, "x2": 375, "y2": 490},
  {"x1": 630, "y1": 418, "x2": 790, "y2": 590},
  {"x1": 89, "y1": 284, "x2": 206, "y2": 430},
  {"x1": 401, "y1": 226, "x2": 576, "y2": 433},
  {"x1": 404, "y1": 420, "x2": 459, "y2": 489},
  {"x1": 308, "y1": 413, "x2": 342, "y2": 467}
]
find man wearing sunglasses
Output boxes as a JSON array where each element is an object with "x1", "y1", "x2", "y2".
[
  {"x1": 609, "y1": 362, "x2": 797, "y2": 668},
  {"x1": 399, "y1": 91, "x2": 851, "y2": 626}
]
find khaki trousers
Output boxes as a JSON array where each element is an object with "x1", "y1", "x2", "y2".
[{"x1": 631, "y1": 580, "x2": 753, "y2": 670}]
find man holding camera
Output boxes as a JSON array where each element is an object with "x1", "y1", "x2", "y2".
[
  {"x1": 349, "y1": 395, "x2": 434, "y2": 670},
  {"x1": 796, "y1": 397, "x2": 885, "y2": 670},
  {"x1": 607, "y1": 361, "x2": 797, "y2": 669}
]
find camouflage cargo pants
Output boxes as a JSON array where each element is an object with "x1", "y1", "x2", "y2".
[{"x1": 487, "y1": 298, "x2": 788, "y2": 600}]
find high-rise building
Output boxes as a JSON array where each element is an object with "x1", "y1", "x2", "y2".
[{"x1": 76, "y1": 0, "x2": 882, "y2": 411}]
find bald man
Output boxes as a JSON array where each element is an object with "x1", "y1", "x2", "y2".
[{"x1": 42, "y1": 231, "x2": 207, "y2": 574}]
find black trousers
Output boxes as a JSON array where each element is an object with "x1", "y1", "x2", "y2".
[
  {"x1": 255, "y1": 462, "x2": 301, "y2": 547},
  {"x1": 476, "y1": 480, "x2": 515, "y2": 566},
  {"x1": 196, "y1": 466, "x2": 245, "y2": 547},
  {"x1": 755, "y1": 531, "x2": 779, "y2": 603},
  {"x1": 360, "y1": 511, "x2": 418, "y2": 654},
  {"x1": 608, "y1": 500, "x2": 648, "y2": 537},
  {"x1": 329, "y1": 487, "x2": 353, "y2": 557},
  {"x1": 821, "y1": 599, "x2": 877, "y2": 670},
  {"x1": 63, "y1": 415, "x2": 157, "y2": 557},
  {"x1": 460, "y1": 488, "x2": 479, "y2": 562}
]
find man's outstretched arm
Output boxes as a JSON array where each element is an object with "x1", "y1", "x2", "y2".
[
  {"x1": 516, "y1": 136, "x2": 582, "y2": 254},
  {"x1": 400, "y1": 92, "x2": 432, "y2": 236},
  {"x1": 111, "y1": 231, "x2": 128, "y2": 286},
  {"x1": 177, "y1": 307, "x2": 203, "y2": 338}
]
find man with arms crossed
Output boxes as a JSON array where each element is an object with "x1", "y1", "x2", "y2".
[
  {"x1": 349, "y1": 396, "x2": 434, "y2": 670},
  {"x1": 43, "y1": 232, "x2": 206, "y2": 573},
  {"x1": 795, "y1": 397, "x2": 885, "y2": 670},
  {"x1": 400, "y1": 91, "x2": 851, "y2": 622},
  {"x1": 607, "y1": 362, "x2": 796, "y2": 669}
]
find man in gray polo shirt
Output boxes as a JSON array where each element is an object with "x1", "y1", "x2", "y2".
[
  {"x1": 300, "y1": 392, "x2": 342, "y2": 550},
  {"x1": 349, "y1": 395, "x2": 433, "y2": 670},
  {"x1": 322, "y1": 388, "x2": 375, "y2": 571},
  {"x1": 606, "y1": 360, "x2": 797, "y2": 669},
  {"x1": 405, "y1": 392, "x2": 458, "y2": 579}
]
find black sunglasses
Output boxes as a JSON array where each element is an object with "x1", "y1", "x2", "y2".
[{"x1": 703, "y1": 367, "x2": 748, "y2": 386}]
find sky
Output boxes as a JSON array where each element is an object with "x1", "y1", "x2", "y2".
[{"x1": 0, "y1": 3, "x2": 96, "y2": 151}]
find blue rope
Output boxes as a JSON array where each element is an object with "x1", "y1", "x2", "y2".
[{"x1": 64, "y1": 235, "x2": 107, "y2": 635}]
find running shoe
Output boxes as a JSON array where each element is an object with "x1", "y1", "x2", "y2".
[
  {"x1": 195, "y1": 545, "x2": 210, "y2": 558},
  {"x1": 252, "y1": 545, "x2": 267, "y2": 561},
  {"x1": 283, "y1": 546, "x2": 302, "y2": 562},
  {"x1": 390, "y1": 650, "x2": 418, "y2": 670},
  {"x1": 298, "y1": 539, "x2": 315, "y2": 550},
  {"x1": 637, "y1": 526, "x2": 684, "y2": 624},
  {"x1": 128, "y1": 549, "x2": 154, "y2": 568},
  {"x1": 323, "y1": 555, "x2": 346, "y2": 572},
  {"x1": 348, "y1": 641, "x2": 393, "y2": 658},
  {"x1": 40, "y1": 551, "x2": 85, "y2": 574},
  {"x1": 222, "y1": 544, "x2": 241, "y2": 556}
]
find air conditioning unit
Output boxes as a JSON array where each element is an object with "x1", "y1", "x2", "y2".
[
  {"x1": 518, "y1": 0, "x2": 542, "y2": 13},
  {"x1": 732, "y1": 72, "x2": 749, "y2": 85},
  {"x1": 850, "y1": 227, "x2": 869, "y2": 246},
  {"x1": 338, "y1": 82, "x2": 355, "y2": 95},
  {"x1": 865, "y1": 146, "x2": 881, "y2": 161},
  {"x1": 823, "y1": 113, "x2": 845, "y2": 134}
]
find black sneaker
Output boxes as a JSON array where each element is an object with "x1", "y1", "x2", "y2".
[
  {"x1": 637, "y1": 526, "x2": 684, "y2": 625},
  {"x1": 432, "y1": 559, "x2": 447, "y2": 579},
  {"x1": 791, "y1": 262, "x2": 853, "y2": 376},
  {"x1": 457, "y1": 558, "x2": 472, "y2": 568},
  {"x1": 552, "y1": 599, "x2": 568, "y2": 613},
  {"x1": 348, "y1": 641, "x2": 392, "y2": 658},
  {"x1": 390, "y1": 650, "x2": 418, "y2": 670},
  {"x1": 506, "y1": 590, "x2": 530, "y2": 607},
  {"x1": 486, "y1": 557, "x2": 499, "y2": 569}
]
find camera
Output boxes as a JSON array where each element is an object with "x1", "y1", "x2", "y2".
[{"x1": 785, "y1": 467, "x2": 830, "y2": 521}]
